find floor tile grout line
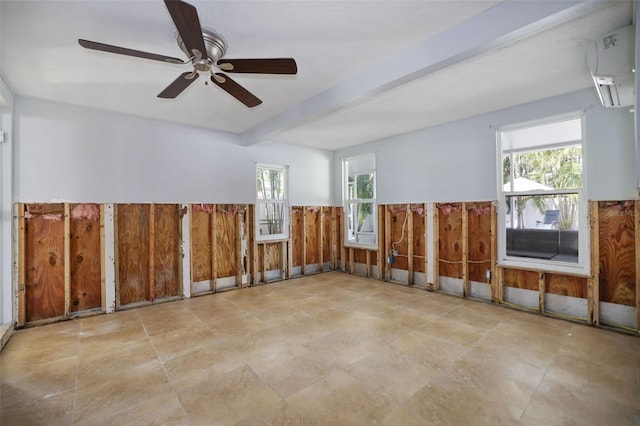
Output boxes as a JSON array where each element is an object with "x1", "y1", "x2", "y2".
[
  {"x1": 137, "y1": 308, "x2": 194, "y2": 426},
  {"x1": 517, "y1": 323, "x2": 572, "y2": 422}
]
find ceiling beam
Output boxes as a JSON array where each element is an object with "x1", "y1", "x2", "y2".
[{"x1": 240, "y1": 0, "x2": 613, "y2": 146}]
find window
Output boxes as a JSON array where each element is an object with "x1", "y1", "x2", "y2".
[
  {"x1": 498, "y1": 115, "x2": 589, "y2": 274},
  {"x1": 256, "y1": 164, "x2": 288, "y2": 241},
  {"x1": 343, "y1": 154, "x2": 377, "y2": 248}
]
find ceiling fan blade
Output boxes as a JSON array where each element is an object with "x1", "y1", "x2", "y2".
[
  {"x1": 217, "y1": 58, "x2": 297, "y2": 74},
  {"x1": 164, "y1": 0, "x2": 208, "y2": 60},
  {"x1": 158, "y1": 72, "x2": 199, "y2": 98},
  {"x1": 78, "y1": 39, "x2": 184, "y2": 64},
  {"x1": 211, "y1": 73, "x2": 262, "y2": 108}
]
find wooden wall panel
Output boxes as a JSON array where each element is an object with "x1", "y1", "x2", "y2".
[
  {"x1": 25, "y1": 208, "x2": 65, "y2": 321},
  {"x1": 467, "y1": 202, "x2": 492, "y2": 283},
  {"x1": 291, "y1": 207, "x2": 304, "y2": 267},
  {"x1": 388, "y1": 205, "x2": 408, "y2": 270},
  {"x1": 191, "y1": 206, "x2": 212, "y2": 282},
  {"x1": 336, "y1": 208, "x2": 343, "y2": 268},
  {"x1": 216, "y1": 205, "x2": 238, "y2": 278},
  {"x1": 116, "y1": 204, "x2": 150, "y2": 305},
  {"x1": 598, "y1": 201, "x2": 635, "y2": 306},
  {"x1": 438, "y1": 203, "x2": 463, "y2": 279},
  {"x1": 153, "y1": 204, "x2": 181, "y2": 299},
  {"x1": 70, "y1": 204, "x2": 101, "y2": 312},
  {"x1": 305, "y1": 207, "x2": 319, "y2": 266},
  {"x1": 322, "y1": 208, "x2": 331, "y2": 263},
  {"x1": 502, "y1": 268, "x2": 538, "y2": 291},
  {"x1": 264, "y1": 243, "x2": 280, "y2": 271},
  {"x1": 354, "y1": 249, "x2": 367, "y2": 264},
  {"x1": 411, "y1": 204, "x2": 426, "y2": 273},
  {"x1": 546, "y1": 273, "x2": 587, "y2": 298}
]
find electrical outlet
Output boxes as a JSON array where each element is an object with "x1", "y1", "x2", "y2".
[
  {"x1": 485, "y1": 269, "x2": 492, "y2": 280},
  {"x1": 391, "y1": 249, "x2": 399, "y2": 256}
]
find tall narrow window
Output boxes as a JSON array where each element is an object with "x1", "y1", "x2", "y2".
[
  {"x1": 344, "y1": 154, "x2": 376, "y2": 248},
  {"x1": 256, "y1": 164, "x2": 288, "y2": 241},
  {"x1": 498, "y1": 115, "x2": 588, "y2": 274}
]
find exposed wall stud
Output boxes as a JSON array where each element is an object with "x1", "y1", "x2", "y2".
[
  {"x1": 539, "y1": 272, "x2": 545, "y2": 313},
  {"x1": 349, "y1": 247, "x2": 355, "y2": 274},
  {"x1": 633, "y1": 200, "x2": 640, "y2": 330},
  {"x1": 588, "y1": 201, "x2": 599, "y2": 325},
  {"x1": 17, "y1": 203, "x2": 26, "y2": 326},
  {"x1": 408, "y1": 204, "x2": 414, "y2": 286},
  {"x1": 100, "y1": 204, "x2": 106, "y2": 312},
  {"x1": 490, "y1": 203, "x2": 497, "y2": 302},
  {"x1": 331, "y1": 207, "x2": 337, "y2": 270},
  {"x1": 385, "y1": 205, "x2": 391, "y2": 281},
  {"x1": 376, "y1": 205, "x2": 383, "y2": 280},
  {"x1": 433, "y1": 205, "x2": 440, "y2": 291},
  {"x1": 424, "y1": 203, "x2": 428, "y2": 286},
  {"x1": 461, "y1": 202, "x2": 468, "y2": 297},
  {"x1": 148, "y1": 204, "x2": 156, "y2": 301},
  {"x1": 302, "y1": 209, "x2": 307, "y2": 275},
  {"x1": 366, "y1": 250, "x2": 371, "y2": 278},
  {"x1": 340, "y1": 210, "x2": 346, "y2": 272},
  {"x1": 63, "y1": 203, "x2": 71, "y2": 317}
]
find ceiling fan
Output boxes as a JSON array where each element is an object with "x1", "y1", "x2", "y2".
[{"x1": 78, "y1": 0, "x2": 297, "y2": 108}]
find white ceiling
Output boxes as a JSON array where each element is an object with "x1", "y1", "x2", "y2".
[{"x1": 0, "y1": 1, "x2": 634, "y2": 151}]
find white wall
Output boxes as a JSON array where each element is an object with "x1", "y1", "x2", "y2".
[
  {"x1": 14, "y1": 97, "x2": 332, "y2": 205},
  {"x1": 1, "y1": 74, "x2": 14, "y2": 324},
  {"x1": 334, "y1": 88, "x2": 637, "y2": 204}
]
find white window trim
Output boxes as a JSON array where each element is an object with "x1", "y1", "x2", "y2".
[
  {"x1": 343, "y1": 153, "x2": 378, "y2": 250},
  {"x1": 496, "y1": 112, "x2": 590, "y2": 276},
  {"x1": 255, "y1": 163, "x2": 289, "y2": 242}
]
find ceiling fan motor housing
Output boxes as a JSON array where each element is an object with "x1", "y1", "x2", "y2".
[{"x1": 177, "y1": 28, "x2": 227, "y2": 71}]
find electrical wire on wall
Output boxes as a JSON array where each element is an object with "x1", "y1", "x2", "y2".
[{"x1": 388, "y1": 204, "x2": 410, "y2": 264}]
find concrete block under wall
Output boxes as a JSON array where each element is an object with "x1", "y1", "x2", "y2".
[
  {"x1": 390, "y1": 268, "x2": 409, "y2": 284},
  {"x1": 439, "y1": 277, "x2": 463, "y2": 296},
  {"x1": 216, "y1": 276, "x2": 237, "y2": 290},
  {"x1": 262, "y1": 269, "x2": 282, "y2": 282},
  {"x1": 413, "y1": 272, "x2": 426, "y2": 288},
  {"x1": 504, "y1": 286, "x2": 538, "y2": 310},
  {"x1": 291, "y1": 266, "x2": 303, "y2": 276},
  {"x1": 304, "y1": 264, "x2": 320, "y2": 274},
  {"x1": 544, "y1": 293, "x2": 587, "y2": 320},
  {"x1": 354, "y1": 262, "x2": 368, "y2": 276},
  {"x1": 193, "y1": 280, "x2": 213, "y2": 294},
  {"x1": 470, "y1": 280, "x2": 492, "y2": 301},
  {"x1": 600, "y1": 302, "x2": 637, "y2": 329},
  {"x1": 322, "y1": 261, "x2": 332, "y2": 272}
]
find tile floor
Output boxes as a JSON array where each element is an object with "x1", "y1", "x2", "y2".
[{"x1": 1, "y1": 272, "x2": 639, "y2": 425}]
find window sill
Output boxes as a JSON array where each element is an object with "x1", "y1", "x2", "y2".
[
  {"x1": 344, "y1": 243, "x2": 378, "y2": 251},
  {"x1": 498, "y1": 256, "x2": 590, "y2": 278}
]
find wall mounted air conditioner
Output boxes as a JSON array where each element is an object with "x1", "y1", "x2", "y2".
[{"x1": 587, "y1": 24, "x2": 635, "y2": 108}]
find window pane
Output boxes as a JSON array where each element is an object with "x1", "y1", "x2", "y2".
[
  {"x1": 257, "y1": 168, "x2": 284, "y2": 200},
  {"x1": 511, "y1": 146, "x2": 582, "y2": 191},
  {"x1": 355, "y1": 173, "x2": 374, "y2": 199},
  {"x1": 505, "y1": 194, "x2": 579, "y2": 263},
  {"x1": 347, "y1": 202, "x2": 375, "y2": 244},
  {"x1": 257, "y1": 202, "x2": 285, "y2": 237}
]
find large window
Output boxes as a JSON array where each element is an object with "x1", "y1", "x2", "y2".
[
  {"x1": 256, "y1": 164, "x2": 288, "y2": 241},
  {"x1": 344, "y1": 154, "x2": 376, "y2": 248},
  {"x1": 498, "y1": 115, "x2": 589, "y2": 274}
]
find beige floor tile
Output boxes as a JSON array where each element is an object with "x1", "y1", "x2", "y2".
[
  {"x1": 247, "y1": 346, "x2": 338, "y2": 398},
  {"x1": 345, "y1": 347, "x2": 438, "y2": 404},
  {"x1": 520, "y1": 374, "x2": 640, "y2": 426},
  {"x1": 402, "y1": 373, "x2": 525, "y2": 425},
  {"x1": 1, "y1": 386, "x2": 75, "y2": 426},
  {"x1": 303, "y1": 329, "x2": 385, "y2": 368},
  {"x1": 74, "y1": 360, "x2": 171, "y2": 424},
  {"x1": 286, "y1": 370, "x2": 397, "y2": 425},
  {"x1": 235, "y1": 400, "x2": 310, "y2": 426},
  {"x1": 177, "y1": 364, "x2": 281, "y2": 426},
  {"x1": 1, "y1": 272, "x2": 638, "y2": 425},
  {"x1": 75, "y1": 391, "x2": 190, "y2": 426}
]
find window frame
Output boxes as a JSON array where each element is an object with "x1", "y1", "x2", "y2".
[
  {"x1": 343, "y1": 153, "x2": 377, "y2": 250},
  {"x1": 496, "y1": 112, "x2": 590, "y2": 276},
  {"x1": 255, "y1": 163, "x2": 289, "y2": 242}
]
